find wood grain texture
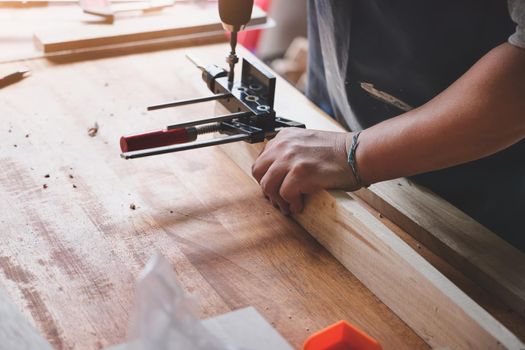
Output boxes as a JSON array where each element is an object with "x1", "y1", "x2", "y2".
[
  {"x1": 355, "y1": 180, "x2": 525, "y2": 318},
  {"x1": 0, "y1": 46, "x2": 428, "y2": 349}
]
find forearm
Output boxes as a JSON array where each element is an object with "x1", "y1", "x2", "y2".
[{"x1": 357, "y1": 43, "x2": 525, "y2": 184}]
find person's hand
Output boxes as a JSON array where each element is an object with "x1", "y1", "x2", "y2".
[{"x1": 251, "y1": 128, "x2": 360, "y2": 215}]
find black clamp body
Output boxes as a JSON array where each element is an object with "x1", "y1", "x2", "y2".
[{"x1": 121, "y1": 57, "x2": 305, "y2": 159}]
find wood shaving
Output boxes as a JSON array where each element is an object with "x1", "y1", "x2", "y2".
[{"x1": 88, "y1": 122, "x2": 99, "y2": 137}]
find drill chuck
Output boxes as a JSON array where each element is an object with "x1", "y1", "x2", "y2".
[{"x1": 218, "y1": 0, "x2": 254, "y2": 32}]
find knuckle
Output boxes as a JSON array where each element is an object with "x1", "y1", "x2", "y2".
[
  {"x1": 281, "y1": 149, "x2": 295, "y2": 162},
  {"x1": 290, "y1": 162, "x2": 310, "y2": 176}
]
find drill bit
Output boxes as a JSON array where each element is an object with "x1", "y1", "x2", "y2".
[{"x1": 226, "y1": 31, "x2": 239, "y2": 83}]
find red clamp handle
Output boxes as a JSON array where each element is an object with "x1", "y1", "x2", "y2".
[{"x1": 120, "y1": 128, "x2": 196, "y2": 153}]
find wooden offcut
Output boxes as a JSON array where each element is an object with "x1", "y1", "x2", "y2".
[
  {"x1": 33, "y1": 5, "x2": 268, "y2": 53},
  {"x1": 355, "y1": 180, "x2": 525, "y2": 318}
]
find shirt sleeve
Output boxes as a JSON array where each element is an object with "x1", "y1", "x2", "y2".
[{"x1": 508, "y1": 0, "x2": 525, "y2": 48}]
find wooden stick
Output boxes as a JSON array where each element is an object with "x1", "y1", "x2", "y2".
[{"x1": 354, "y1": 181, "x2": 525, "y2": 319}]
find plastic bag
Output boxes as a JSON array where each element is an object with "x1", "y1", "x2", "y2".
[{"x1": 123, "y1": 253, "x2": 235, "y2": 350}]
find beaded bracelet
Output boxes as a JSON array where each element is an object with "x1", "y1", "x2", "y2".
[{"x1": 347, "y1": 131, "x2": 368, "y2": 188}]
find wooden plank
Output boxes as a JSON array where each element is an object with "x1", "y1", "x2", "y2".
[
  {"x1": 355, "y1": 180, "x2": 525, "y2": 318},
  {"x1": 0, "y1": 48, "x2": 429, "y2": 349},
  {"x1": 216, "y1": 50, "x2": 525, "y2": 349},
  {"x1": 0, "y1": 287, "x2": 53, "y2": 350},
  {"x1": 33, "y1": 5, "x2": 267, "y2": 53}
]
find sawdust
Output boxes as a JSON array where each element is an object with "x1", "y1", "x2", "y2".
[{"x1": 88, "y1": 122, "x2": 99, "y2": 137}]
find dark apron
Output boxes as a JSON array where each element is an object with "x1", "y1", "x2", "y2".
[{"x1": 307, "y1": 0, "x2": 525, "y2": 251}]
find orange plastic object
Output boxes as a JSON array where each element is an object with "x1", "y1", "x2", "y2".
[{"x1": 302, "y1": 320, "x2": 382, "y2": 350}]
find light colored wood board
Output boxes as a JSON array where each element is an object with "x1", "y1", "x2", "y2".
[
  {"x1": 0, "y1": 47, "x2": 428, "y2": 349},
  {"x1": 33, "y1": 5, "x2": 267, "y2": 53},
  {"x1": 0, "y1": 287, "x2": 53, "y2": 350},
  {"x1": 229, "y1": 43, "x2": 525, "y2": 321},
  {"x1": 355, "y1": 180, "x2": 525, "y2": 318}
]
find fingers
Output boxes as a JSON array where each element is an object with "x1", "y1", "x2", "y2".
[
  {"x1": 259, "y1": 162, "x2": 290, "y2": 215},
  {"x1": 251, "y1": 133, "x2": 288, "y2": 182},
  {"x1": 279, "y1": 165, "x2": 317, "y2": 214},
  {"x1": 252, "y1": 154, "x2": 273, "y2": 183}
]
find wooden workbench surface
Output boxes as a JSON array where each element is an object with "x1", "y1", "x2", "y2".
[{"x1": 0, "y1": 44, "x2": 432, "y2": 349}]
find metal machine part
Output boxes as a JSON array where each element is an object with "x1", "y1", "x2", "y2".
[
  {"x1": 120, "y1": 55, "x2": 305, "y2": 160},
  {"x1": 218, "y1": 0, "x2": 254, "y2": 83}
]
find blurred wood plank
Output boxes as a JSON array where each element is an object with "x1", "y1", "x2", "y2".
[
  {"x1": 33, "y1": 5, "x2": 267, "y2": 53},
  {"x1": 0, "y1": 3, "x2": 265, "y2": 62}
]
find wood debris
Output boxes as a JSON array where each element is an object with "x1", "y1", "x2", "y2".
[{"x1": 87, "y1": 122, "x2": 99, "y2": 137}]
